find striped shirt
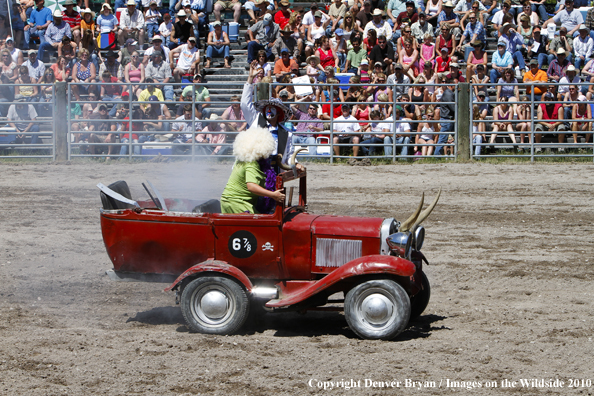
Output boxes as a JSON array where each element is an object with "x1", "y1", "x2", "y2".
[{"x1": 62, "y1": 10, "x2": 81, "y2": 30}]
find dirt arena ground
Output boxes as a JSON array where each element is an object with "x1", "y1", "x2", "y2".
[{"x1": 1, "y1": 161, "x2": 594, "y2": 395}]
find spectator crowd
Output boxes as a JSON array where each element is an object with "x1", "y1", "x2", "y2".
[{"x1": 0, "y1": 0, "x2": 593, "y2": 158}]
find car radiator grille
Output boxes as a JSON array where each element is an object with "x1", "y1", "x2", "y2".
[{"x1": 315, "y1": 238, "x2": 362, "y2": 268}]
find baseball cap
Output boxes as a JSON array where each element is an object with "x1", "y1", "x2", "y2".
[
  {"x1": 314, "y1": 10, "x2": 322, "y2": 17},
  {"x1": 279, "y1": 89, "x2": 289, "y2": 97},
  {"x1": 544, "y1": 92, "x2": 555, "y2": 99},
  {"x1": 477, "y1": 91, "x2": 486, "y2": 97},
  {"x1": 334, "y1": 28, "x2": 344, "y2": 35},
  {"x1": 497, "y1": 40, "x2": 506, "y2": 47},
  {"x1": 578, "y1": 95, "x2": 587, "y2": 101},
  {"x1": 341, "y1": 103, "x2": 350, "y2": 110},
  {"x1": 188, "y1": 36, "x2": 197, "y2": 42},
  {"x1": 152, "y1": 35, "x2": 162, "y2": 42},
  {"x1": 394, "y1": 63, "x2": 403, "y2": 69},
  {"x1": 529, "y1": 59, "x2": 538, "y2": 65},
  {"x1": 280, "y1": 47, "x2": 289, "y2": 53},
  {"x1": 360, "y1": 59, "x2": 369, "y2": 65},
  {"x1": 374, "y1": 61, "x2": 383, "y2": 67},
  {"x1": 450, "y1": 62, "x2": 459, "y2": 68},
  {"x1": 263, "y1": 13, "x2": 273, "y2": 21},
  {"x1": 440, "y1": 47, "x2": 448, "y2": 52},
  {"x1": 126, "y1": 38, "x2": 137, "y2": 45},
  {"x1": 212, "y1": 20, "x2": 221, "y2": 26},
  {"x1": 5, "y1": 36, "x2": 13, "y2": 42},
  {"x1": 149, "y1": 95, "x2": 159, "y2": 102}
]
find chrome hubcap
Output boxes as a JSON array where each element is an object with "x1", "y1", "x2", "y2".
[
  {"x1": 353, "y1": 288, "x2": 398, "y2": 330},
  {"x1": 361, "y1": 293, "x2": 393, "y2": 325},
  {"x1": 191, "y1": 284, "x2": 235, "y2": 328},
  {"x1": 200, "y1": 290, "x2": 229, "y2": 319}
]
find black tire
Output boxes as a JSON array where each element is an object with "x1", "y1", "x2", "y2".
[
  {"x1": 344, "y1": 279, "x2": 411, "y2": 340},
  {"x1": 410, "y1": 272, "x2": 431, "y2": 320},
  {"x1": 181, "y1": 276, "x2": 249, "y2": 335}
]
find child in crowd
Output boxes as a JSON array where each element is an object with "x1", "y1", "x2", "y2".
[
  {"x1": 145, "y1": 1, "x2": 162, "y2": 41},
  {"x1": 159, "y1": 13, "x2": 173, "y2": 47},
  {"x1": 419, "y1": 33, "x2": 435, "y2": 74},
  {"x1": 358, "y1": 59, "x2": 370, "y2": 84},
  {"x1": 306, "y1": 55, "x2": 321, "y2": 83}
]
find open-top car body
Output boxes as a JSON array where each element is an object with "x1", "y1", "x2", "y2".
[{"x1": 99, "y1": 167, "x2": 439, "y2": 340}]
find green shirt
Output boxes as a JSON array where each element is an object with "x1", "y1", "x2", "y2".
[
  {"x1": 346, "y1": 47, "x2": 367, "y2": 69},
  {"x1": 221, "y1": 161, "x2": 265, "y2": 214},
  {"x1": 181, "y1": 85, "x2": 210, "y2": 102}
]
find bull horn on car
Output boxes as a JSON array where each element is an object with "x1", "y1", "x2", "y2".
[
  {"x1": 398, "y1": 193, "x2": 424, "y2": 233},
  {"x1": 277, "y1": 154, "x2": 291, "y2": 170},
  {"x1": 413, "y1": 188, "x2": 442, "y2": 228},
  {"x1": 290, "y1": 148, "x2": 307, "y2": 177}
]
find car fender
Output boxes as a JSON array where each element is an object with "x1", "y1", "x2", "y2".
[
  {"x1": 164, "y1": 260, "x2": 253, "y2": 292},
  {"x1": 267, "y1": 255, "x2": 415, "y2": 308}
]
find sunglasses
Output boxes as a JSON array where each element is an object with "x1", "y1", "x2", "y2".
[
  {"x1": 132, "y1": 55, "x2": 139, "y2": 58},
  {"x1": 378, "y1": 41, "x2": 386, "y2": 44}
]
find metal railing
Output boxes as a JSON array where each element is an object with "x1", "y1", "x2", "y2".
[
  {"x1": 265, "y1": 82, "x2": 458, "y2": 162},
  {"x1": 2, "y1": 80, "x2": 594, "y2": 163},
  {"x1": 67, "y1": 82, "x2": 242, "y2": 160},
  {"x1": 470, "y1": 82, "x2": 594, "y2": 162},
  {"x1": 0, "y1": 84, "x2": 56, "y2": 159}
]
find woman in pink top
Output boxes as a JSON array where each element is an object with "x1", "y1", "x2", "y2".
[
  {"x1": 124, "y1": 51, "x2": 145, "y2": 98},
  {"x1": 419, "y1": 33, "x2": 435, "y2": 74},
  {"x1": 466, "y1": 39, "x2": 487, "y2": 81},
  {"x1": 399, "y1": 38, "x2": 419, "y2": 80}
]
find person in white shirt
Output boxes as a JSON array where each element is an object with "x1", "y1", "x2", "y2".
[
  {"x1": 169, "y1": 36, "x2": 200, "y2": 81},
  {"x1": 543, "y1": 0, "x2": 583, "y2": 38},
  {"x1": 333, "y1": 103, "x2": 362, "y2": 157},
  {"x1": 364, "y1": 9, "x2": 393, "y2": 42},
  {"x1": 159, "y1": 12, "x2": 173, "y2": 47},
  {"x1": 143, "y1": 34, "x2": 170, "y2": 65},
  {"x1": 302, "y1": 3, "x2": 329, "y2": 27},
  {"x1": 573, "y1": 24, "x2": 594, "y2": 71},
  {"x1": 119, "y1": 0, "x2": 145, "y2": 46},
  {"x1": 382, "y1": 106, "x2": 411, "y2": 157}
]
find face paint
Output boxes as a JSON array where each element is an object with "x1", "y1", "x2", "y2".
[{"x1": 265, "y1": 106, "x2": 277, "y2": 119}]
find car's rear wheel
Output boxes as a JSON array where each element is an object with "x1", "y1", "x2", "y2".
[
  {"x1": 410, "y1": 272, "x2": 430, "y2": 320},
  {"x1": 344, "y1": 279, "x2": 410, "y2": 340},
  {"x1": 181, "y1": 276, "x2": 249, "y2": 335}
]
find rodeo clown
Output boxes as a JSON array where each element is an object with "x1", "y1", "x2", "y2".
[
  {"x1": 220, "y1": 126, "x2": 286, "y2": 214},
  {"x1": 241, "y1": 60, "x2": 305, "y2": 174}
]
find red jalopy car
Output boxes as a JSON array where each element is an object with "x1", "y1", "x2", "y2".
[{"x1": 98, "y1": 158, "x2": 440, "y2": 340}]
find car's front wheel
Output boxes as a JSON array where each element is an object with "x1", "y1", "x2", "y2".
[
  {"x1": 181, "y1": 276, "x2": 249, "y2": 334},
  {"x1": 344, "y1": 279, "x2": 410, "y2": 340}
]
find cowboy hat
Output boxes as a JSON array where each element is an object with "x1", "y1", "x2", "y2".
[
  {"x1": 306, "y1": 55, "x2": 320, "y2": 66},
  {"x1": 255, "y1": 98, "x2": 293, "y2": 123}
]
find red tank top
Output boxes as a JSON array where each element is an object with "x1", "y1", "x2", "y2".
[
  {"x1": 540, "y1": 103, "x2": 562, "y2": 124},
  {"x1": 319, "y1": 47, "x2": 335, "y2": 68}
]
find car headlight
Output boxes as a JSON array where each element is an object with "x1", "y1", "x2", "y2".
[
  {"x1": 414, "y1": 226, "x2": 425, "y2": 250},
  {"x1": 386, "y1": 232, "x2": 412, "y2": 260}
]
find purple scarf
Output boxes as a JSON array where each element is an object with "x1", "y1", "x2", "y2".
[{"x1": 255, "y1": 157, "x2": 277, "y2": 214}]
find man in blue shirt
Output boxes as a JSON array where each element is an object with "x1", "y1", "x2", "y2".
[
  {"x1": 436, "y1": 1, "x2": 461, "y2": 38},
  {"x1": 38, "y1": 10, "x2": 72, "y2": 62},
  {"x1": 23, "y1": 0, "x2": 53, "y2": 50},
  {"x1": 457, "y1": 12, "x2": 485, "y2": 61}
]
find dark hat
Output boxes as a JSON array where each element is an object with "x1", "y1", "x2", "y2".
[
  {"x1": 529, "y1": 59, "x2": 538, "y2": 65},
  {"x1": 149, "y1": 95, "x2": 159, "y2": 102},
  {"x1": 394, "y1": 63, "x2": 403, "y2": 69},
  {"x1": 341, "y1": 103, "x2": 351, "y2": 110},
  {"x1": 105, "y1": 50, "x2": 117, "y2": 57},
  {"x1": 477, "y1": 91, "x2": 486, "y2": 97}
]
